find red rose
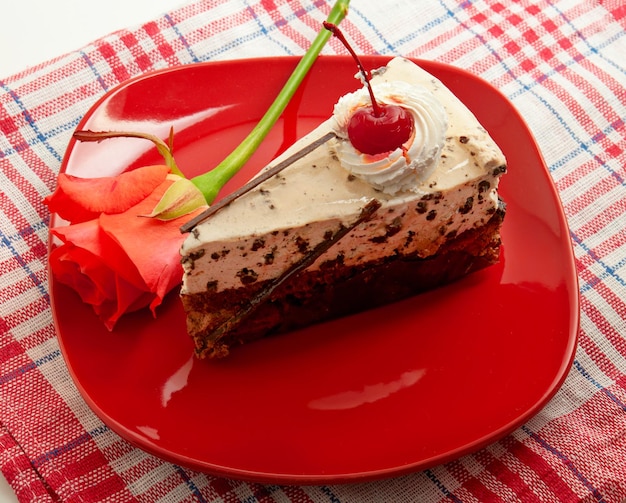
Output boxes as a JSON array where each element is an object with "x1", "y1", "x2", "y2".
[{"x1": 45, "y1": 165, "x2": 205, "y2": 330}]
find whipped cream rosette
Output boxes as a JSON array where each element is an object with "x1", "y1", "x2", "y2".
[{"x1": 331, "y1": 80, "x2": 448, "y2": 195}]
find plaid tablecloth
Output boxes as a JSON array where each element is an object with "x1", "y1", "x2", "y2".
[{"x1": 2, "y1": 0, "x2": 625, "y2": 501}]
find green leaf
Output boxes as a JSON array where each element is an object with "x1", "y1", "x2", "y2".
[{"x1": 143, "y1": 175, "x2": 208, "y2": 221}]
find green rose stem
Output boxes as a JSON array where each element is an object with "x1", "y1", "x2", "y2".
[{"x1": 191, "y1": 0, "x2": 350, "y2": 204}]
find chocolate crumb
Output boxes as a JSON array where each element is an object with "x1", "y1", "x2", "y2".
[
  {"x1": 492, "y1": 165, "x2": 507, "y2": 176},
  {"x1": 421, "y1": 191, "x2": 443, "y2": 202},
  {"x1": 459, "y1": 136, "x2": 469, "y2": 144},
  {"x1": 210, "y1": 249, "x2": 230, "y2": 260},
  {"x1": 404, "y1": 230, "x2": 415, "y2": 247},
  {"x1": 478, "y1": 180, "x2": 491, "y2": 193},
  {"x1": 189, "y1": 249, "x2": 205, "y2": 261},
  {"x1": 385, "y1": 217, "x2": 403, "y2": 237},
  {"x1": 426, "y1": 209, "x2": 437, "y2": 221},
  {"x1": 459, "y1": 197, "x2": 474, "y2": 215},
  {"x1": 264, "y1": 248, "x2": 276, "y2": 265},
  {"x1": 295, "y1": 236, "x2": 309, "y2": 253},
  {"x1": 236, "y1": 268, "x2": 258, "y2": 285},
  {"x1": 251, "y1": 238, "x2": 266, "y2": 251}
]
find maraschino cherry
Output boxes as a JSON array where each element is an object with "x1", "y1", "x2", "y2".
[{"x1": 324, "y1": 22, "x2": 414, "y2": 155}]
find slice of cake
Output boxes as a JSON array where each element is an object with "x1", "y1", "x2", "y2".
[{"x1": 180, "y1": 57, "x2": 506, "y2": 359}]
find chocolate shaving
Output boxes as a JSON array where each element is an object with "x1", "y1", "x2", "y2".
[
  {"x1": 204, "y1": 198, "x2": 382, "y2": 345},
  {"x1": 180, "y1": 131, "x2": 337, "y2": 233}
]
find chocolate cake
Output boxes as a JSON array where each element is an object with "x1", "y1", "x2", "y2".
[{"x1": 180, "y1": 57, "x2": 506, "y2": 359}]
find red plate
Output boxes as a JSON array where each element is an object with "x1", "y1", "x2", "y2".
[{"x1": 50, "y1": 56, "x2": 579, "y2": 484}]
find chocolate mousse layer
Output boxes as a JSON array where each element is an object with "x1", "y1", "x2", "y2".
[{"x1": 183, "y1": 201, "x2": 504, "y2": 359}]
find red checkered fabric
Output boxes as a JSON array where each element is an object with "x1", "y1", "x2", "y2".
[{"x1": 2, "y1": 0, "x2": 626, "y2": 501}]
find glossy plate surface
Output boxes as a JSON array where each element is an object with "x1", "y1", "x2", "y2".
[{"x1": 50, "y1": 56, "x2": 579, "y2": 484}]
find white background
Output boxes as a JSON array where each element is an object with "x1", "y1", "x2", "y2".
[
  {"x1": 1, "y1": 1, "x2": 185, "y2": 500},
  {"x1": 1, "y1": 0, "x2": 181, "y2": 78}
]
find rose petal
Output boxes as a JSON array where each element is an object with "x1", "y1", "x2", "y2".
[
  {"x1": 44, "y1": 165, "x2": 170, "y2": 224},
  {"x1": 50, "y1": 219, "x2": 152, "y2": 329},
  {"x1": 99, "y1": 179, "x2": 205, "y2": 314},
  {"x1": 49, "y1": 242, "x2": 150, "y2": 330},
  {"x1": 48, "y1": 172, "x2": 205, "y2": 329},
  {"x1": 51, "y1": 219, "x2": 146, "y2": 290},
  {"x1": 49, "y1": 244, "x2": 113, "y2": 306}
]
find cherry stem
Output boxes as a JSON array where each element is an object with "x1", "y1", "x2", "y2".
[{"x1": 323, "y1": 21, "x2": 382, "y2": 117}]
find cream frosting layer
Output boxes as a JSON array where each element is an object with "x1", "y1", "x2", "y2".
[{"x1": 181, "y1": 57, "x2": 506, "y2": 296}]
